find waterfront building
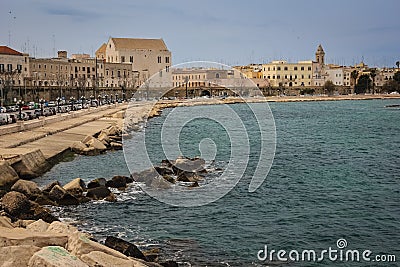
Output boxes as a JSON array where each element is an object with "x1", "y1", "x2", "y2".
[
  {"x1": 262, "y1": 60, "x2": 314, "y2": 87},
  {"x1": 0, "y1": 46, "x2": 30, "y2": 105},
  {"x1": 96, "y1": 37, "x2": 172, "y2": 88}
]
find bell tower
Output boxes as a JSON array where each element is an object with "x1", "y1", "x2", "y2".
[{"x1": 315, "y1": 44, "x2": 325, "y2": 65}]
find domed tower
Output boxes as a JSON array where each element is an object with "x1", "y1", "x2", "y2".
[{"x1": 315, "y1": 44, "x2": 325, "y2": 65}]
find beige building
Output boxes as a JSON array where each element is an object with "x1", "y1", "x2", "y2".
[
  {"x1": 171, "y1": 68, "x2": 260, "y2": 97},
  {"x1": 262, "y1": 60, "x2": 314, "y2": 87},
  {"x1": 0, "y1": 46, "x2": 30, "y2": 104},
  {"x1": 96, "y1": 37, "x2": 172, "y2": 88}
]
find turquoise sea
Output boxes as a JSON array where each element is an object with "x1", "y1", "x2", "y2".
[{"x1": 36, "y1": 99, "x2": 400, "y2": 266}]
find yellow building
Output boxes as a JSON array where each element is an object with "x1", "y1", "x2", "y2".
[{"x1": 262, "y1": 60, "x2": 313, "y2": 87}]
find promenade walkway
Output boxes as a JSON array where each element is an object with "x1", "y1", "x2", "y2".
[{"x1": 0, "y1": 104, "x2": 127, "y2": 161}]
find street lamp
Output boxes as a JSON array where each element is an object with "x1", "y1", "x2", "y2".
[
  {"x1": 185, "y1": 76, "x2": 189, "y2": 98},
  {"x1": 56, "y1": 97, "x2": 61, "y2": 113},
  {"x1": 89, "y1": 95, "x2": 94, "y2": 107},
  {"x1": 17, "y1": 99, "x2": 24, "y2": 120},
  {"x1": 39, "y1": 98, "x2": 45, "y2": 116},
  {"x1": 115, "y1": 93, "x2": 118, "y2": 103},
  {"x1": 70, "y1": 96, "x2": 75, "y2": 111}
]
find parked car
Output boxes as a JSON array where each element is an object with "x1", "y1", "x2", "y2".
[
  {"x1": 19, "y1": 112, "x2": 29, "y2": 121},
  {"x1": 9, "y1": 114, "x2": 17, "y2": 123},
  {"x1": 0, "y1": 106, "x2": 6, "y2": 113},
  {"x1": 34, "y1": 109, "x2": 42, "y2": 118},
  {"x1": 0, "y1": 114, "x2": 11, "y2": 125},
  {"x1": 48, "y1": 101, "x2": 56, "y2": 107},
  {"x1": 6, "y1": 106, "x2": 17, "y2": 112},
  {"x1": 42, "y1": 108, "x2": 53, "y2": 116},
  {"x1": 24, "y1": 111, "x2": 36, "y2": 120}
]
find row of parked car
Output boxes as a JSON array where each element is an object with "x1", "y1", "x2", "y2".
[{"x1": 0, "y1": 101, "x2": 97, "y2": 126}]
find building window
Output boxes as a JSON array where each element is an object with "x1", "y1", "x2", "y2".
[
  {"x1": 130, "y1": 56, "x2": 134, "y2": 63},
  {"x1": 165, "y1": 56, "x2": 170, "y2": 63},
  {"x1": 118, "y1": 71, "x2": 121, "y2": 78},
  {"x1": 7, "y1": 64, "x2": 12, "y2": 72},
  {"x1": 301, "y1": 66, "x2": 304, "y2": 71},
  {"x1": 277, "y1": 75, "x2": 280, "y2": 79},
  {"x1": 121, "y1": 56, "x2": 125, "y2": 62},
  {"x1": 0, "y1": 64, "x2": 4, "y2": 72},
  {"x1": 157, "y1": 56, "x2": 162, "y2": 63},
  {"x1": 166, "y1": 66, "x2": 170, "y2": 72},
  {"x1": 308, "y1": 66, "x2": 312, "y2": 71},
  {"x1": 294, "y1": 66, "x2": 298, "y2": 71},
  {"x1": 82, "y1": 67, "x2": 86, "y2": 71},
  {"x1": 277, "y1": 67, "x2": 281, "y2": 71},
  {"x1": 284, "y1": 67, "x2": 288, "y2": 71}
]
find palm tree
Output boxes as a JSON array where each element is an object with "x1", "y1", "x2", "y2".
[
  {"x1": 369, "y1": 69, "x2": 377, "y2": 94},
  {"x1": 350, "y1": 70, "x2": 358, "y2": 94}
]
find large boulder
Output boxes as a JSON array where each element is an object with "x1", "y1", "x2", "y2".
[
  {"x1": 155, "y1": 166, "x2": 174, "y2": 176},
  {"x1": 81, "y1": 251, "x2": 149, "y2": 267},
  {"x1": 11, "y1": 150, "x2": 50, "y2": 179},
  {"x1": 104, "y1": 236, "x2": 147, "y2": 261},
  {"x1": 42, "y1": 181, "x2": 61, "y2": 194},
  {"x1": 86, "y1": 137, "x2": 107, "y2": 151},
  {"x1": 87, "y1": 178, "x2": 107, "y2": 189},
  {"x1": 176, "y1": 171, "x2": 203, "y2": 182},
  {"x1": 172, "y1": 157, "x2": 206, "y2": 175},
  {"x1": 0, "y1": 226, "x2": 68, "y2": 248},
  {"x1": 86, "y1": 186, "x2": 114, "y2": 200},
  {"x1": 0, "y1": 161, "x2": 19, "y2": 190},
  {"x1": 26, "y1": 219, "x2": 50, "y2": 232},
  {"x1": 68, "y1": 233, "x2": 129, "y2": 259},
  {"x1": 110, "y1": 142, "x2": 123, "y2": 150},
  {"x1": 48, "y1": 185, "x2": 80, "y2": 206},
  {"x1": 105, "y1": 125, "x2": 120, "y2": 136},
  {"x1": 29, "y1": 201, "x2": 58, "y2": 223},
  {"x1": 48, "y1": 185, "x2": 66, "y2": 201},
  {"x1": 1, "y1": 191, "x2": 31, "y2": 217},
  {"x1": 105, "y1": 176, "x2": 128, "y2": 189},
  {"x1": 46, "y1": 221, "x2": 79, "y2": 236},
  {"x1": 28, "y1": 246, "x2": 89, "y2": 267},
  {"x1": 0, "y1": 215, "x2": 14, "y2": 228},
  {"x1": 0, "y1": 245, "x2": 41, "y2": 267},
  {"x1": 131, "y1": 169, "x2": 171, "y2": 189},
  {"x1": 97, "y1": 131, "x2": 110, "y2": 143},
  {"x1": 11, "y1": 179, "x2": 41, "y2": 198},
  {"x1": 63, "y1": 178, "x2": 86, "y2": 197},
  {"x1": 71, "y1": 141, "x2": 88, "y2": 154}
]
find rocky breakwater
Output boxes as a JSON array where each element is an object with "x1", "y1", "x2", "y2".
[
  {"x1": 0, "y1": 217, "x2": 177, "y2": 266},
  {"x1": 132, "y1": 156, "x2": 211, "y2": 189},
  {"x1": 0, "y1": 174, "x2": 179, "y2": 266},
  {"x1": 71, "y1": 125, "x2": 124, "y2": 155}
]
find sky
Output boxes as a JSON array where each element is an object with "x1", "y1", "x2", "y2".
[{"x1": 1, "y1": 0, "x2": 399, "y2": 67}]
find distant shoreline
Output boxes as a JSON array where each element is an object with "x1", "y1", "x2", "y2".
[{"x1": 151, "y1": 94, "x2": 400, "y2": 112}]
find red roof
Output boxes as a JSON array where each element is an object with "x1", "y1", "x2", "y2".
[{"x1": 0, "y1": 46, "x2": 23, "y2": 56}]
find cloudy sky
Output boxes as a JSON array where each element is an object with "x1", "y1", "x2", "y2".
[{"x1": 1, "y1": 0, "x2": 399, "y2": 67}]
